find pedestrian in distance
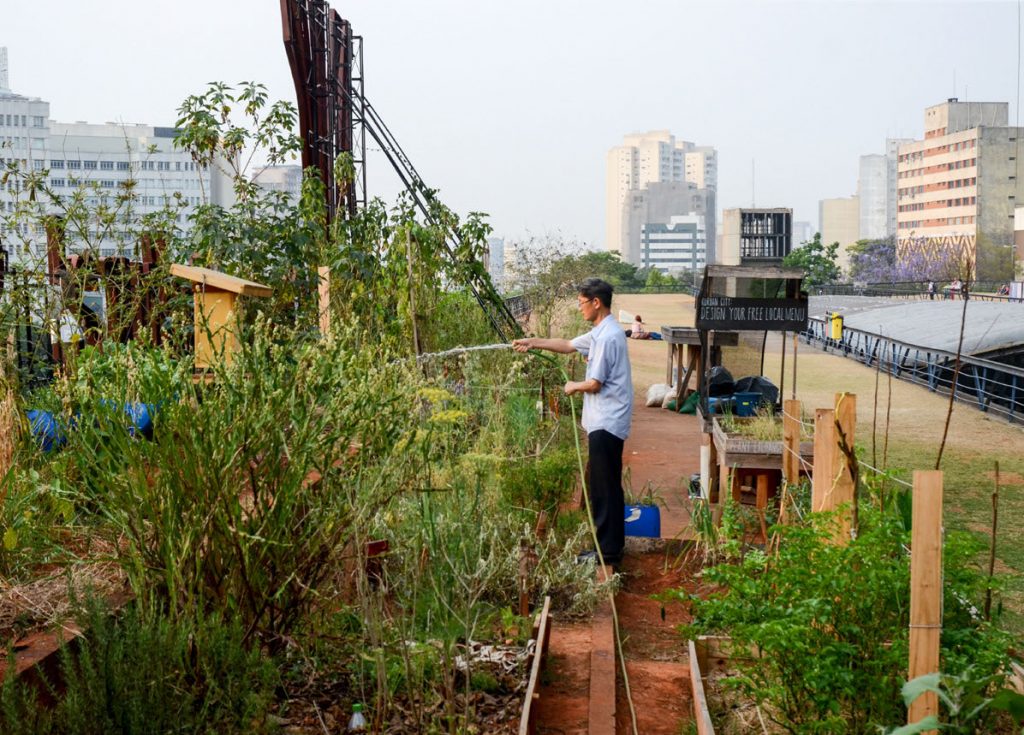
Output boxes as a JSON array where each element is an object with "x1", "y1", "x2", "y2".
[
  {"x1": 927, "y1": 280, "x2": 936, "y2": 300},
  {"x1": 513, "y1": 278, "x2": 633, "y2": 568}
]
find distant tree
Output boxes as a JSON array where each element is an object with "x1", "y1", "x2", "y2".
[
  {"x1": 782, "y1": 232, "x2": 841, "y2": 286},
  {"x1": 506, "y1": 239, "x2": 642, "y2": 336},
  {"x1": 847, "y1": 237, "x2": 896, "y2": 283},
  {"x1": 644, "y1": 268, "x2": 668, "y2": 291},
  {"x1": 975, "y1": 232, "x2": 1014, "y2": 284}
]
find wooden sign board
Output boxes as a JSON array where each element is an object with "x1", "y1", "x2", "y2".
[{"x1": 695, "y1": 295, "x2": 808, "y2": 332}]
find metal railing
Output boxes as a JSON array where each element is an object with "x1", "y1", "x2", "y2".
[
  {"x1": 801, "y1": 317, "x2": 1024, "y2": 421},
  {"x1": 814, "y1": 282, "x2": 1024, "y2": 303}
]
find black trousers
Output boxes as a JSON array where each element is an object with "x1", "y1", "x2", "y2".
[{"x1": 587, "y1": 429, "x2": 625, "y2": 562}]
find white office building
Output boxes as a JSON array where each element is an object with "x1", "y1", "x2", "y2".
[
  {"x1": 639, "y1": 214, "x2": 707, "y2": 274},
  {"x1": 0, "y1": 48, "x2": 212, "y2": 263},
  {"x1": 251, "y1": 164, "x2": 302, "y2": 201}
]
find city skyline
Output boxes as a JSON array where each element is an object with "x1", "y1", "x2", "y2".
[{"x1": 4, "y1": 1, "x2": 1022, "y2": 250}]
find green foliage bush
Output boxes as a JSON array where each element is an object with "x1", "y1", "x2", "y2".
[
  {"x1": 1, "y1": 602, "x2": 278, "y2": 735},
  {"x1": 678, "y1": 492, "x2": 1013, "y2": 734}
]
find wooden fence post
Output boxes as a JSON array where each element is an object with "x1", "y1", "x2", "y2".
[
  {"x1": 833, "y1": 393, "x2": 857, "y2": 543},
  {"x1": 783, "y1": 399, "x2": 802, "y2": 485},
  {"x1": 908, "y1": 470, "x2": 943, "y2": 731},
  {"x1": 317, "y1": 266, "x2": 331, "y2": 339},
  {"x1": 812, "y1": 408, "x2": 836, "y2": 513}
]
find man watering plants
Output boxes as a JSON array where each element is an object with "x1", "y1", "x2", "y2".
[{"x1": 513, "y1": 278, "x2": 633, "y2": 567}]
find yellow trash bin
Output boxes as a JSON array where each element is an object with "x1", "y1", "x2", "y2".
[{"x1": 830, "y1": 312, "x2": 844, "y2": 340}]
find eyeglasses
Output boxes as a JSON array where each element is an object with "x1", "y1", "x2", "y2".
[{"x1": 577, "y1": 297, "x2": 597, "y2": 309}]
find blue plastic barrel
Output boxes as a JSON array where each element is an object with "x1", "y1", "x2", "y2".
[
  {"x1": 624, "y1": 504, "x2": 661, "y2": 538},
  {"x1": 26, "y1": 409, "x2": 66, "y2": 452}
]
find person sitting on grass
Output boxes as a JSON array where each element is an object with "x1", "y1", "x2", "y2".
[{"x1": 630, "y1": 315, "x2": 649, "y2": 340}]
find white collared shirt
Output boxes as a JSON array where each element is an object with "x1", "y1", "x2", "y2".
[{"x1": 570, "y1": 314, "x2": 633, "y2": 440}]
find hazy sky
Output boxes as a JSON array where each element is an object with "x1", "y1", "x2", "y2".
[{"x1": 4, "y1": 1, "x2": 1021, "y2": 247}]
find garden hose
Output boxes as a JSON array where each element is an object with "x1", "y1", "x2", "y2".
[{"x1": 525, "y1": 349, "x2": 640, "y2": 735}]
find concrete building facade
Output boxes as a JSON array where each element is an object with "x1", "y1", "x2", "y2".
[
  {"x1": 819, "y1": 196, "x2": 860, "y2": 271},
  {"x1": 251, "y1": 164, "x2": 302, "y2": 201},
  {"x1": 621, "y1": 181, "x2": 715, "y2": 268},
  {"x1": 859, "y1": 138, "x2": 913, "y2": 242},
  {"x1": 605, "y1": 130, "x2": 717, "y2": 265},
  {"x1": 639, "y1": 214, "x2": 707, "y2": 275},
  {"x1": 896, "y1": 99, "x2": 1024, "y2": 281}
]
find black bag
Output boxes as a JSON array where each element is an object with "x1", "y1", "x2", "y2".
[
  {"x1": 733, "y1": 375, "x2": 779, "y2": 407},
  {"x1": 706, "y1": 366, "x2": 735, "y2": 397}
]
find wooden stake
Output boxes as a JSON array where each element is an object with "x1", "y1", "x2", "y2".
[
  {"x1": 317, "y1": 266, "x2": 330, "y2": 339},
  {"x1": 833, "y1": 393, "x2": 857, "y2": 543},
  {"x1": 985, "y1": 461, "x2": 999, "y2": 621},
  {"x1": 811, "y1": 408, "x2": 836, "y2": 513},
  {"x1": 756, "y1": 474, "x2": 770, "y2": 542},
  {"x1": 908, "y1": 470, "x2": 943, "y2": 731},
  {"x1": 782, "y1": 399, "x2": 802, "y2": 485}
]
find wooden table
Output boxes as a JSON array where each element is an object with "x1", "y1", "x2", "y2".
[{"x1": 661, "y1": 327, "x2": 739, "y2": 397}]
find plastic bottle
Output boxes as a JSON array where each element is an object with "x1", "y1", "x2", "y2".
[{"x1": 347, "y1": 703, "x2": 367, "y2": 733}]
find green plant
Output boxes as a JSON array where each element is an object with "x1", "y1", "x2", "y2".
[
  {"x1": 888, "y1": 668, "x2": 1024, "y2": 734},
  {"x1": 676, "y1": 490, "x2": 1015, "y2": 734},
  {"x1": 64, "y1": 323, "x2": 425, "y2": 646},
  {"x1": 1, "y1": 602, "x2": 279, "y2": 735}
]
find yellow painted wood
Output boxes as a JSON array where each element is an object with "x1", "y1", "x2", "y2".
[
  {"x1": 194, "y1": 288, "x2": 238, "y2": 369},
  {"x1": 170, "y1": 263, "x2": 273, "y2": 297}
]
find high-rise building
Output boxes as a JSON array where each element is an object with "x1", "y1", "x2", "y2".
[
  {"x1": 896, "y1": 99, "x2": 1024, "y2": 280},
  {"x1": 0, "y1": 48, "x2": 213, "y2": 263},
  {"x1": 605, "y1": 130, "x2": 717, "y2": 264},
  {"x1": 819, "y1": 196, "x2": 860, "y2": 272},
  {"x1": 859, "y1": 137, "x2": 912, "y2": 241},
  {"x1": 621, "y1": 181, "x2": 715, "y2": 268},
  {"x1": 858, "y1": 155, "x2": 887, "y2": 241},
  {"x1": 718, "y1": 208, "x2": 793, "y2": 265}
]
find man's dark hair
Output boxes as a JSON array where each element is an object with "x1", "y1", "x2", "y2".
[{"x1": 578, "y1": 278, "x2": 613, "y2": 308}]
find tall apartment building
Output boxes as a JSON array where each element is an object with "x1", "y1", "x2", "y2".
[
  {"x1": 0, "y1": 48, "x2": 212, "y2": 264},
  {"x1": 819, "y1": 196, "x2": 860, "y2": 272},
  {"x1": 896, "y1": 99, "x2": 1024, "y2": 280},
  {"x1": 859, "y1": 138, "x2": 912, "y2": 242},
  {"x1": 605, "y1": 130, "x2": 717, "y2": 266},
  {"x1": 718, "y1": 208, "x2": 793, "y2": 265}
]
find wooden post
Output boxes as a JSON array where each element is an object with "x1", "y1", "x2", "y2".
[
  {"x1": 811, "y1": 408, "x2": 837, "y2": 513},
  {"x1": 317, "y1": 266, "x2": 330, "y2": 338},
  {"x1": 833, "y1": 393, "x2": 857, "y2": 543},
  {"x1": 782, "y1": 399, "x2": 802, "y2": 485},
  {"x1": 791, "y1": 333, "x2": 799, "y2": 399},
  {"x1": 908, "y1": 470, "x2": 943, "y2": 730}
]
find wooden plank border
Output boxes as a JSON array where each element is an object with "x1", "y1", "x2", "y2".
[
  {"x1": 688, "y1": 639, "x2": 715, "y2": 735},
  {"x1": 518, "y1": 596, "x2": 552, "y2": 735}
]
